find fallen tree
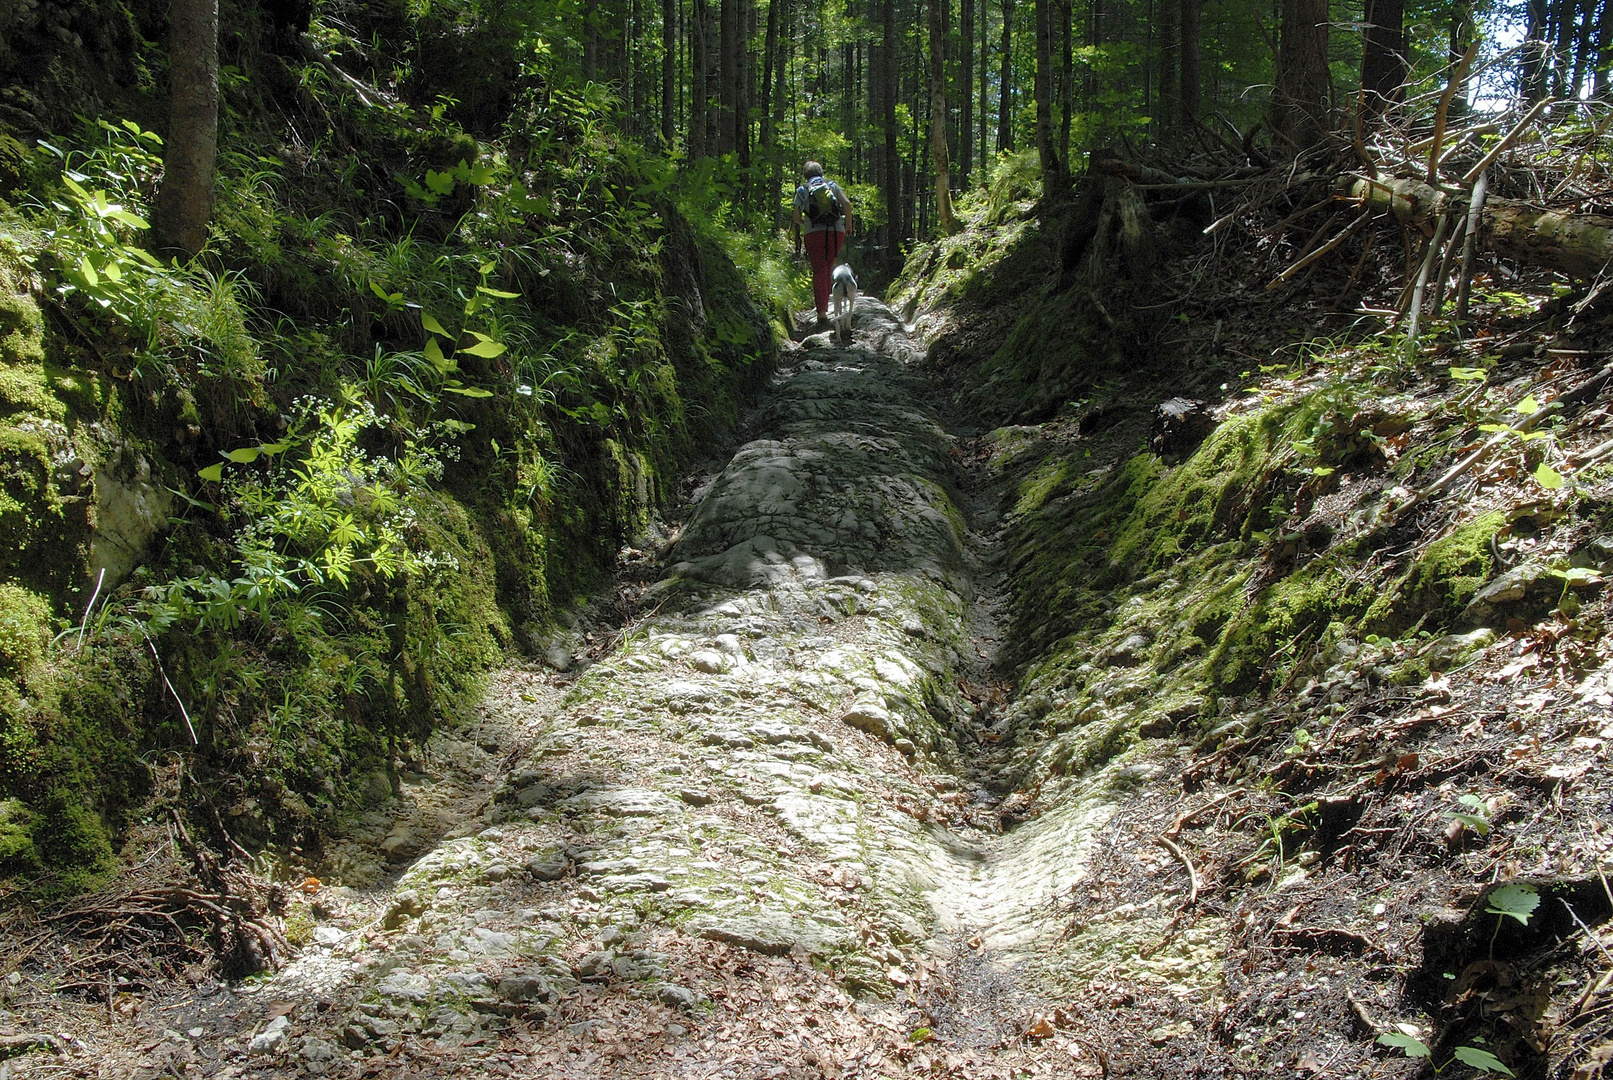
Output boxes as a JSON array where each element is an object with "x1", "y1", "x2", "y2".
[{"x1": 1345, "y1": 173, "x2": 1613, "y2": 281}]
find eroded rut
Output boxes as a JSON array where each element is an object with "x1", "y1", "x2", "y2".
[{"x1": 185, "y1": 300, "x2": 1166, "y2": 1077}]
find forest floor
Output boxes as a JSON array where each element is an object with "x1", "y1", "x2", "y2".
[{"x1": 4, "y1": 278, "x2": 1613, "y2": 1080}]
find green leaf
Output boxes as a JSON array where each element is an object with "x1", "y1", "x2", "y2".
[
  {"x1": 1377, "y1": 1032, "x2": 1431, "y2": 1059},
  {"x1": 444, "y1": 386, "x2": 495, "y2": 397},
  {"x1": 1478, "y1": 423, "x2": 1512, "y2": 434},
  {"x1": 1449, "y1": 366, "x2": 1488, "y2": 382},
  {"x1": 1451, "y1": 1046, "x2": 1514, "y2": 1076},
  {"x1": 78, "y1": 256, "x2": 99, "y2": 288},
  {"x1": 424, "y1": 169, "x2": 456, "y2": 196},
  {"x1": 1512, "y1": 394, "x2": 1539, "y2": 415},
  {"x1": 1311, "y1": 466, "x2": 1335, "y2": 477},
  {"x1": 61, "y1": 173, "x2": 90, "y2": 202},
  {"x1": 1485, "y1": 882, "x2": 1540, "y2": 925},
  {"x1": 108, "y1": 209, "x2": 149, "y2": 229},
  {"x1": 424, "y1": 337, "x2": 456, "y2": 374},
  {"x1": 1448, "y1": 813, "x2": 1490, "y2": 835},
  {"x1": 1532, "y1": 462, "x2": 1564, "y2": 490},
  {"x1": 258, "y1": 440, "x2": 291, "y2": 456},
  {"x1": 421, "y1": 313, "x2": 448, "y2": 336},
  {"x1": 476, "y1": 285, "x2": 521, "y2": 299},
  {"x1": 369, "y1": 280, "x2": 393, "y2": 301},
  {"x1": 1459, "y1": 794, "x2": 1487, "y2": 812},
  {"x1": 198, "y1": 463, "x2": 225, "y2": 482},
  {"x1": 459, "y1": 338, "x2": 507, "y2": 358},
  {"x1": 226, "y1": 447, "x2": 263, "y2": 464}
]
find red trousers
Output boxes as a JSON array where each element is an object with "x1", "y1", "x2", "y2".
[{"x1": 805, "y1": 229, "x2": 845, "y2": 316}]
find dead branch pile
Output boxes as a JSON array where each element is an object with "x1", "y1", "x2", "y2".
[{"x1": 0, "y1": 811, "x2": 289, "y2": 1000}]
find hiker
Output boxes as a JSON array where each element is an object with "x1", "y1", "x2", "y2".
[{"x1": 792, "y1": 161, "x2": 854, "y2": 326}]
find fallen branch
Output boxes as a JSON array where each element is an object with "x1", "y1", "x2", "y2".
[
  {"x1": 1346, "y1": 170, "x2": 1613, "y2": 280},
  {"x1": 0, "y1": 1033, "x2": 63, "y2": 1057},
  {"x1": 1267, "y1": 210, "x2": 1374, "y2": 290},
  {"x1": 1154, "y1": 833, "x2": 1201, "y2": 908}
]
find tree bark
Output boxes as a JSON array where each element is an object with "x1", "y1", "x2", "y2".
[
  {"x1": 1179, "y1": 0, "x2": 1199, "y2": 125},
  {"x1": 718, "y1": 0, "x2": 737, "y2": 154},
  {"x1": 1348, "y1": 174, "x2": 1613, "y2": 280},
  {"x1": 155, "y1": 0, "x2": 218, "y2": 257},
  {"x1": 1273, "y1": 0, "x2": 1330, "y2": 151},
  {"x1": 1447, "y1": 0, "x2": 1473, "y2": 121},
  {"x1": 1157, "y1": 0, "x2": 1178, "y2": 132},
  {"x1": 997, "y1": 0, "x2": 1013, "y2": 150},
  {"x1": 1521, "y1": 0, "x2": 1549, "y2": 103},
  {"x1": 1359, "y1": 0, "x2": 1408, "y2": 123},
  {"x1": 929, "y1": 0, "x2": 957, "y2": 232},
  {"x1": 883, "y1": 0, "x2": 902, "y2": 242},
  {"x1": 662, "y1": 0, "x2": 677, "y2": 144},
  {"x1": 960, "y1": 0, "x2": 974, "y2": 186},
  {"x1": 1058, "y1": 0, "x2": 1071, "y2": 170},
  {"x1": 691, "y1": 0, "x2": 709, "y2": 156},
  {"x1": 1033, "y1": 0, "x2": 1060, "y2": 186}
]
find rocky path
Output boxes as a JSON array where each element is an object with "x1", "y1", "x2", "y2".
[{"x1": 93, "y1": 300, "x2": 1158, "y2": 1078}]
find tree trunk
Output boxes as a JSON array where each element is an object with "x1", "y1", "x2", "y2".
[
  {"x1": 662, "y1": 0, "x2": 677, "y2": 144},
  {"x1": 1033, "y1": 0, "x2": 1061, "y2": 188},
  {"x1": 960, "y1": 0, "x2": 974, "y2": 186},
  {"x1": 718, "y1": 0, "x2": 737, "y2": 154},
  {"x1": 1599, "y1": 0, "x2": 1613, "y2": 98},
  {"x1": 979, "y1": 0, "x2": 989, "y2": 172},
  {"x1": 1521, "y1": 0, "x2": 1549, "y2": 103},
  {"x1": 738, "y1": 0, "x2": 753, "y2": 167},
  {"x1": 1273, "y1": 0, "x2": 1330, "y2": 151},
  {"x1": 1552, "y1": 0, "x2": 1573, "y2": 98},
  {"x1": 691, "y1": 0, "x2": 708, "y2": 156},
  {"x1": 1447, "y1": 0, "x2": 1473, "y2": 120},
  {"x1": 997, "y1": 0, "x2": 1013, "y2": 150},
  {"x1": 1179, "y1": 0, "x2": 1199, "y2": 125},
  {"x1": 1058, "y1": 0, "x2": 1071, "y2": 170},
  {"x1": 760, "y1": 0, "x2": 778, "y2": 159},
  {"x1": 1157, "y1": 0, "x2": 1178, "y2": 132},
  {"x1": 155, "y1": 0, "x2": 218, "y2": 257},
  {"x1": 929, "y1": 0, "x2": 957, "y2": 232},
  {"x1": 883, "y1": 0, "x2": 902, "y2": 242},
  {"x1": 1349, "y1": 174, "x2": 1613, "y2": 280},
  {"x1": 1360, "y1": 0, "x2": 1408, "y2": 123}
]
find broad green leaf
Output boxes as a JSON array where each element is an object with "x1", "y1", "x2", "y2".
[
  {"x1": 258, "y1": 441, "x2": 291, "y2": 455},
  {"x1": 102, "y1": 261, "x2": 122, "y2": 283},
  {"x1": 108, "y1": 209, "x2": 149, "y2": 229},
  {"x1": 476, "y1": 285, "x2": 520, "y2": 298},
  {"x1": 369, "y1": 280, "x2": 391, "y2": 301},
  {"x1": 459, "y1": 338, "x2": 507, "y2": 358},
  {"x1": 424, "y1": 169, "x2": 456, "y2": 195},
  {"x1": 424, "y1": 337, "x2": 455, "y2": 373},
  {"x1": 61, "y1": 173, "x2": 90, "y2": 202},
  {"x1": 79, "y1": 256, "x2": 98, "y2": 287},
  {"x1": 227, "y1": 447, "x2": 263, "y2": 464},
  {"x1": 421, "y1": 313, "x2": 448, "y2": 336},
  {"x1": 444, "y1": 386, "x2": 495, "y2": 397},
  {"x1": 198, "y1": 463, "x2": 225, "y2": 482},
  {"x1": 1485, "y1": 882, "x2": 1540, "y2": 925},
  {"x1": 1478, "y1": 423, "x2": 1512, "y2": 434},
  {"x1": 1451, "y1": 1046, "x2": 1514, "y2": 1076},
  {"x1": 1512, "y1": 394, "x2": 1539, "y2": 415},
  {"x1": 1449, "y1": 366, "x2": 1488, "y2": 382},
  {"x1": 1376, "y1": 1032, "x2": 1430, "y2": 1059},
  {"x1": 1532, "y1": 462, "x2": 1564, "y2": 490},
  {"x1": 1459, "y1": 794, "x2": 1487, "y2": 812},
  {"x1": 128, "y1": 247, "x2": 162, "y2": 268},
  {"x1": 1311, "y1": 466, "x2": 1335, "y2": 476},
  {"x1": 1448, "y1": 813, "x2": 1490, "y2": 835}
]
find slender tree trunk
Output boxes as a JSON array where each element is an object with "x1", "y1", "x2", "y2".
[
  {"x1": 1179, "y1": 0, "x2": 1199, "y2": 124},
  {"x1": 1360, "y1": 0, "x2": 1408, "y2": 123},
  {"x1": 760, "y1": 0, "x2": 778, "y2": 155},
  {"x1": 1273, "y1": 0, "x2": 1330, "y2": 150},
  {"x1": 1033, "y1": 0, "x2": 1060, "y2": 187},
  {"x1": 960, "y1": 0, "x2": 974, "y2": 186},
  {"x1": 979, "y1": 0, "x2": 989, "y2": 172},
  {"x1": 718, "y1": 0, "x2": 737, "y2": 154},
  {"x1": 1521, "y1": 0, "x2": 1549, "y2": 103},
  {"x1": 1158, "y1": 0, "x2": 1178, "y2": 132},
  {"x1": 1573, "y1": 0, "x2": 1594, "y2": 96},
  {"x1": 155, "y1": 0, "x2": 217, "y2": 257},
  {"x1": 583, "y1": 0, "x2": 600, "y2": 79},
  {"x1": 1447, "y1": 0, "x2": 1473, "y2": 120},
  {"x1": 883, "y1": 0, "x2": 902, "y2": 242},
  {"x1": 929, "y1": 0, "x2": 957, "y2": 232},
  {"x1": 1598, "y1": 0, "x2": 1613, "y2": 97},
  {"x1": 1058, "y1": 0, "x2": 1071, "y2": 171},
  {"x1": 663, "y1": 0, "x2": 677, "y2": 144},
  {"x1": 738, "y1": 0, "x2": 754, "y2": 167},
  {"x1": 691, "y1": 0, "x2": 709, "y2": 156},
  {"x1": 996, "y1": 0, "x2": 1013, "y2": 150},
  {"x1": 1552, "y1": 0, "x2": 1573, "y2": 98}
]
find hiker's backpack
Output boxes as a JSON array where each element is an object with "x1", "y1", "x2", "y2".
[{"x1": 804, "y1": 176, "x2": 842, "y2": 228}]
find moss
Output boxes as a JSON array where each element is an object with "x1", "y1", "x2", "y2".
[
  {"x1": 0, "y1": 286, "x2": 45, "y2": 371},
  {"x1": 0, "y1": 582, "x2": 50, "y2": 681},
  {"x1": 0, "y1": 796, "x2": 39, "y2": 872},
  {"x1": 1210, "y1": 559, "x2": 1371, "y2": 692},
  {"x1": 1364, "y1": 512, "x2": 1503, "y2": 633}
]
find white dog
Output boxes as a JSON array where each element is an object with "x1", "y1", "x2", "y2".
[{"x1": 830, "y1": 263, "x2": 858, "y2": 341}]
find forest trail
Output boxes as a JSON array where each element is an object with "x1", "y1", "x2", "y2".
[{"x1": 92, "y1": 298, "x2": 1157, "y2": 1077}]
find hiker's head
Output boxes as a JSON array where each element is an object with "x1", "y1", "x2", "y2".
[{"x1": 803, "y1": 161, "x2": 824, "y2": 179}]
